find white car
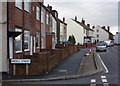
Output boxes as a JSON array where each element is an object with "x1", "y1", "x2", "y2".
[
  {"x1": 104, "y1": 41, "x2": 114, "y2": 47},
  {"x1": 96, "y1": 42, "x2": 107, "y2": 52}
]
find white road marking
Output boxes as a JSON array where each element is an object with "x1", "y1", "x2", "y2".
[
  {"x1": 97, "y1": 54, "x2": 109, "y2": 73},
  {"x1": 102, "y1": 79, "x2": 108, "y2": 83},
  {"x1": 90, "y1": 79, "x2": 96, "y2": 86},
  {"x1": 112, "y1": 47, "x2": 120, "y2": 53},
  {"x1": 103, "y1": 83, "x2": 109, "y2": 86},
  {"x1": 91, "y1": 79, "x2": 96, "y2": 83},
  {"x1": 90, "y1": 84, "x2": 96, "y2": 86},
  {"x1": 101, "y1": 76, "x2": 106, "y2": 79}
]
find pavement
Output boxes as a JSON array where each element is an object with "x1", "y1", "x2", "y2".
[
  {"x1": 2, "y1": 45, "x2": 119, "y2": 86},
  {"x1": 2, "y1": 48, "x2": 106, "y2": 82}
]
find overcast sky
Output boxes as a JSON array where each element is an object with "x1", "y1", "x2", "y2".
[{"x1": 44, "y1": 0, "x2": 119, "y2": 35}]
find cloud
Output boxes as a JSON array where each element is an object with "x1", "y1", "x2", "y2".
[{"x1": 44, "y1": 1, "x2": 118, "y2": 34}]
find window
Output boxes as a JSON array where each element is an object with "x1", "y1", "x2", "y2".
[
  {"x1": 24, "y1": 30, "x2": 30, "y2": 51},
  {"x1": 41, "y1": 10, "x2": 44, "y2": 23},
  {"x1": 97, "y1": 34, "x2": 99, "y2": 38},
  {"x1": 96, "y1": 29, "x2": 99, "y2": 32},
  {"x1": 15, "y1": 0, "x2": 22, "y2": 10},
  {"x1": 36, "y1": 32, "x2": 40, "y2": 48},
  {"x1": 36, "y1": 6, "x2": 40, "y2": 20},
  {"x1": 84, "y1": 29, "x2": 86, "y2": 33},
  {"x1": 46, "y1": 14, "x2": 49, "y2": 24},
  {"x1": 24, "y1": 0, "x2": 30, "y2": 12},
  {"x1": 15, "y1": 29, "x2": 22, "y2": 52}
]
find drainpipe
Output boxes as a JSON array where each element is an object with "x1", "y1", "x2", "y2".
[
  {"x1": 7, "y1": 1, "x2": 10, "y2": 74},
  {"x1": 22, "y1": 1, "x2": 25, "y2": 57},
  {"x1": 39, "y1": 2, "x2": 42, "y2": 52},
  {"x1": 7, "y1": 1, "x2": 9, "y2": 60}
]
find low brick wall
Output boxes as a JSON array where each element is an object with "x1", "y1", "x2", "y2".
[
  {"x1": 9, "y1": 45, "x2": 80, "y2": 76},
  {"x1": 80, "y1": 43, "x2": 96, "y2": 48}
]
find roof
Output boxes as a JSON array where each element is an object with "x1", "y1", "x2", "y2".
[
  {"x1": 41, "y1": 3, "x2": 58, "y2": 21},
  {"x1": 58, "y1": 19, "x2": 67, "y2": 25},
  {"x1": 101, "y1": 27, "x2": 113, "y2": 36},
  {"x1": 72, "y1": 19, "x2": 94, "y2": 31}
]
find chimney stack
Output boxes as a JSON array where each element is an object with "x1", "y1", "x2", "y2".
[
  {"x1": 92, "y1": 26, "x2": 95, "y2": 29},
  {"x1": 63, "y1": 17, "x2": 65, "y2": 23},
  {"x1": 47, "y1": 5, "x2": 52, "y2": 11},
  {"x1": 87, "y1": 24, "x2": 90, "y2": 28},
  {"x1": 102, "y1": 26, "x2": 106, "y2": 29},
  {"x1": 75, "y1": 16, "x2": 77, "y2": 21},
  {"x1": 82, "y1": 18, "x2": 85, "y2": 25},
  {"x1": 107, "y1": 26, "x2": 110, "y2": 32}
]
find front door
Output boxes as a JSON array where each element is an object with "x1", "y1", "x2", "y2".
[{"x1": 9, "y1": 37, "x2": 13, "y2": 59}]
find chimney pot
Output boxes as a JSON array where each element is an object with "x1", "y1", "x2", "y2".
[
  {"x1": 107, "y1": 26, "x2": 110, "y2": 32},
  {"x1": 75, "y1": 16, "x2": 77, "y2": 21},
  {"x1": 82, "y1": 18, "x2": 85, "y2": 25},
  {"x1": 63, "y1": 17, "x2": 65, "y2": 23},
  {"x1": 92, "y1": 26, "x2": 95, "y2": 29},
  {"x1": 87, "y1": 24, "x2": 90, "y2": 28}
]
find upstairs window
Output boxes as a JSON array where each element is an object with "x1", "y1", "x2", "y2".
[
  {"x1": 24, "y1": 0, "x2": 30, "y2": 12},
  {"x1": 96, "y1": 29, "x2": 99, "y2": 32},
  {"x1": 15, "y1": 0, "x2": 22, "y2": 10},
  {"x1": 41, "y1": 10, "x2": 44, "y2": 23},
  {"x1": 97, "y1": 34, "x2": 99, "y2": 38},
  {"x1": 46, "y1": 14, "x2": 49, "y2": 25},
  {"x1": 36, "y1": 6, "x2": 40, "y2": 20},
  {"x1": 24, "y1": 30, "x2": 30, "y2": 51}
]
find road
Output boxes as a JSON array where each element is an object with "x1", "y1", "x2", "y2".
[{"x1": 2, "y1": 45, "x2": 119, "y2": 86}]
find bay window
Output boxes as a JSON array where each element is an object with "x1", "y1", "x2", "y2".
[
  {"x1": 15, "y1": 29, "x2": 22, "y2": 52},
  {"x1": 36, "y1": 32, "x2": 40, "y2": 48},
  {"x1": 24, "y1": 30, "x2": 30, "y2": 51}
]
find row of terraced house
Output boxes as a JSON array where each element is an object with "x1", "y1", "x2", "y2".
[
  {"x1": 1, "y1": 1, "x2": 68, "y2": 74},
  {"x1": 0, "y1": 1, "x2": 114, "y2": 75}
]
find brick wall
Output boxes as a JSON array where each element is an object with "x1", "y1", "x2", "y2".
[{"x1": 9, "y1": 45, "x2": 80, "y2": 76}]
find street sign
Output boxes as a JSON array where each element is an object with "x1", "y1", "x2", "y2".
[{"x1": 11, "y1": 59, "x2": 31, "y2": 64}]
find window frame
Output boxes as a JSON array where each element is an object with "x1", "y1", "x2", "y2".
[
  {"x1": 36, "y1": 6, "x2": 40, "y2": 20},
  {"x1": 36, "y1": 32, "x2": 40, "y2": 48},
  {"x1": 15, "y1": 28, "x2": 22, "y2": 53},
  {"x1": 15, "y1": 0, "x2": 22, "y2": 10},
  {"x1": 24, "y1": 0, "x2": 30, "y2": 13},
  {"x1": 46, "y1": 13, "x2": 49, "y2": 25},
  {"x1": 24, "y1": 30, "x2": 30, "y2": 51},
  {"x1": 41, "y1": 9, "x2": 44, "y2": 24}
]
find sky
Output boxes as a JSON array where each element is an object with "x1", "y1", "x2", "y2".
[{"x1": 44, "y1": 0, "x2": 119, "y2": 35}]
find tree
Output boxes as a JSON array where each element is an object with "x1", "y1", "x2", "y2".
[
  {"x1": 68, "y1": 35, "x2": 76, "y2": 44},
  {"x1": 68, "y1": 35, "x2": 72, "y2": 41}
]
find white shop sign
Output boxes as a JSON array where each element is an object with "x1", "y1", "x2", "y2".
[{"x1": 11, "y1": 59, "x2": 31, "y2": 64}]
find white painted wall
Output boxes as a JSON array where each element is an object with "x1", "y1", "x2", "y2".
[
  {"x1": 0, "y1": 2, "x2": 8, "y2": 72},
  {"x1": 66, "y1": 18, "x2": 84, "y2": 45},
  {"x1": 114, "y1": 33, "x2": 120, "y2": 44},
  {"x1": 93, "y1": 25, "x2": 109, "y2": 42}
]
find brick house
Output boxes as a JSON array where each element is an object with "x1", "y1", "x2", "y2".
[
  {"x1": 8, "y1": 1, "x2": 60, "y2": 60},
  {"x1": 59, "y1": 17, "x2": 67, "y2": 42},
  {"x1": 8, "y1": 1, "x2": 44, "y2": 59},
  {"x1": 93, "y1": 25, "x2": 114, "y2": 42},
  {"x1": 66, "y1": 16, "x2": 94, "y2": 45}
]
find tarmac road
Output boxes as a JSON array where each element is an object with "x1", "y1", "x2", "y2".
[{"x1": 2, "y1": 45, "x2": 119, "y2": 86}]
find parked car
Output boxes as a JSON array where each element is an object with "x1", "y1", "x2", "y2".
[
  {"x1": 104, "y1": 40, "x2": 114, "y2": 47},
  {"x1": 60, "y1": 41, "x2": 73, "y2": 44},
  {"x1": 96, "y1": 42, "x2": 107, "y2": 52}
]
